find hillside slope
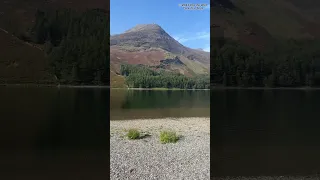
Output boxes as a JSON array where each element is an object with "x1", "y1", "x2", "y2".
[
  {"x1": 0, "y1": 30, "x2": 55, "y2": 83},
  {"x1": 211, "y1": 0, "x2": 320, "y2": 87},
  {"x1": 0, "y1": 0, "x2": 108, "y2": 85},
  {"x1": 211, "y1": 0, "x2": 320, "y2": 50}
]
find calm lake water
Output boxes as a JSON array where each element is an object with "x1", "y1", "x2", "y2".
[
  {"x1": 4, "y1": 87, "x2": 319, "y2": 177},
  {"x1": 212, "y1": 89, "x2": 320, "y2": 177},
  {"x1": 110, "y1": 89, "x2": 210, "y2": 120},
  {"x1": 0, "y1": 87, "x2": 109, "y2": 178}
]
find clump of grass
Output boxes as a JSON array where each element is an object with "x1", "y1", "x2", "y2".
[
  {"x1": 160, "y1": 130, "x2": 179, "y2": 144},
  {"x1": 126, "y1": 129, "x2": 140, "y2": 140}
]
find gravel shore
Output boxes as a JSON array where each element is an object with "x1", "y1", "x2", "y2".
[{"x1": 110, "y1": 117, "x2": 210, "y2": 180}]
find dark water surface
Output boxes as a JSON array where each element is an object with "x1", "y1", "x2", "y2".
[
  {"x1": 6, "y1": 87, "x2": 319, "y2": 177},
  {"x1": 211, "y1": 89, "x2": 320, "y2": 177},
  {"x1": 110, "y1": 89, "x2": 210, "y2": 120},
  {"x1": 0, "y1": 87, "x2": 109, "y2": 179}
]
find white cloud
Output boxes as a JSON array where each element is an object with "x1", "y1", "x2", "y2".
[
  {"x1": 173, "y1": 29, "x2": 210, "y2": 43},
  {"x1": 172, "y1": 35, "x2": 179, "y2": 40},
  {"x1": 203, "y1": 46, "x2": 210, "y2": 52},
  {"x1": 201, "y1": 43, "x2": 210, "y2": 52},
  {"x1": 195, "y1": 31, "x2": 210, "y2": 39},
  {"x1": 172, "y1": 35, "x2": 186, "y2": 42},
  {"x1": 177, "y1": 37, "x2": 189, "y2": 43}
]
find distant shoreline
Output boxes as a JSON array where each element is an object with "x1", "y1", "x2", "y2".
[
  {"x1": 0, "y1": 84, "x2": 210, "y2": 90},
  {"x1": 0, "y1": 84, "x2": 110, "y2": 88},
  {"x1": 3, "y1": 84, "x2": 320, "y2": 90},
  {"x1": 210, "y1": 86, "x2": 320, "y2": 90},
  {"x1": 121, "y1": 88, "x2": 210, "y2": 90}
]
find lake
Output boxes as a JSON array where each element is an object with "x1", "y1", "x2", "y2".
[
  {"x1": 110, "y1": 89, "x2": 210, "y2": 120},
  {"x1": 5, "y1": 87, "x2": 319, "y2": 177},
  {"x1": 0, "y1": 87, "x2": 209, "y2": 177},
  {"x1": 211, "y1": 89, "x2": 320, "y2": 177},
  {"x1": 0, "y1": 87, "x2": 109, "y2": 178}
]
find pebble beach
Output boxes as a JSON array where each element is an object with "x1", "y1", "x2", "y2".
[{"x1": 110, "y1": 117, "x2": 210, "y2": 180}]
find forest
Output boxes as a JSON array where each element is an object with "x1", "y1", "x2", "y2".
[
  {"x1": 22, "y1": 8, "x2": 109, "y2": 85},
  {"x1": 211, "y1": 38, "x2": 320, "y2": 87},
  {"x1": 120, "y1": 64, "x2": 210, "y2": 89}
]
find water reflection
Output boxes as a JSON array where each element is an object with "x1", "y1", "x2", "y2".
[
  {"x1": 211, "y1": 90, "x2": 320, "y2": 177},
  {"x1": 0, "y1": 87, "x2": 109, "y2": 178},
  {"x1": 110, "y1": 89, "x2": 210, "y2": 120}
]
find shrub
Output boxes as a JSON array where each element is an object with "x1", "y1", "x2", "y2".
[
  {"x1": 160, "y1": 130, "x2": 179, "y2": 144},
  {"x1": 126, "y1": 129, "x2": 140, "y2": 140}
]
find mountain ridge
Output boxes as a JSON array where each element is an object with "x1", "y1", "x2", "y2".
[
  {"x1": 124, "y1": 24, "x2": 165, "y2": 34},
  {"x1": 111, "y1": 24, "x2": 210, "y2": 64}
]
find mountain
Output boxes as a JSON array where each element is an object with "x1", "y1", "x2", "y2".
[{"x1": 110, "y1": 24, "x2": 210, "y2": 87}]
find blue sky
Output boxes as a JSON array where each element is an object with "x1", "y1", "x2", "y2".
[{"x1": 110, "y1": 0, "x2": 210, "y2": 52}]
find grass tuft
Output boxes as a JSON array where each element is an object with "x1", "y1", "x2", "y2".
[
  {"x1": 160, "y1": 130, "x2": 179, "y2": 144},
  {"x1": 126, "y1": 128, "x2": 140, "y2": 140}
]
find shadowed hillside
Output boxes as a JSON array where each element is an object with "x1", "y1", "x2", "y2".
[
  {"x1": 211, "y1": 0, "x2": 320, "y2": 87},
  {"x1": 0, "y1": 0, "x2": 109, "y2": 85}
]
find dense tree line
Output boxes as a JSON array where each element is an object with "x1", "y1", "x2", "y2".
[
  {"x1": 211, "y1": 38, "x2": 320, "y2": 87},
  {"x1": 120, "y1": 64, "x2": 210, "y2": 89},
  {"x1": 23, "y1": 8, "x2": 109, "y2": 85}
]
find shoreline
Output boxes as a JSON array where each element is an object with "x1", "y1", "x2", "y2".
[
  {"x1": 3, "y1": 83, "x2": 320, "y2": 90},
  {"x1": 210, "y1": 86, "x2": 320, "y2": 90},
  {"x1": 110, "y1": 117, "x2": 210, "y2": 133},
  {"x1": 0, "y1": 84, "x2": 110, "y2": 88},
  {"x1": 0, "y1": 84, "x2": 209, "y2": 90},
  {"x1": 110, "y1": 117, "x2": 210, "y2": 180},
  {"x1": 119, "y1": 88, "x2": 210, "y2": 90}
]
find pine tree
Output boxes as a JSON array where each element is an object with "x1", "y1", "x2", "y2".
[
  {"x1": 71, "y1": 63, "x2": 79, "y2": 83},
  {"x1": 223, "y1": 72, "x2": 228, "y2": 86}
]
